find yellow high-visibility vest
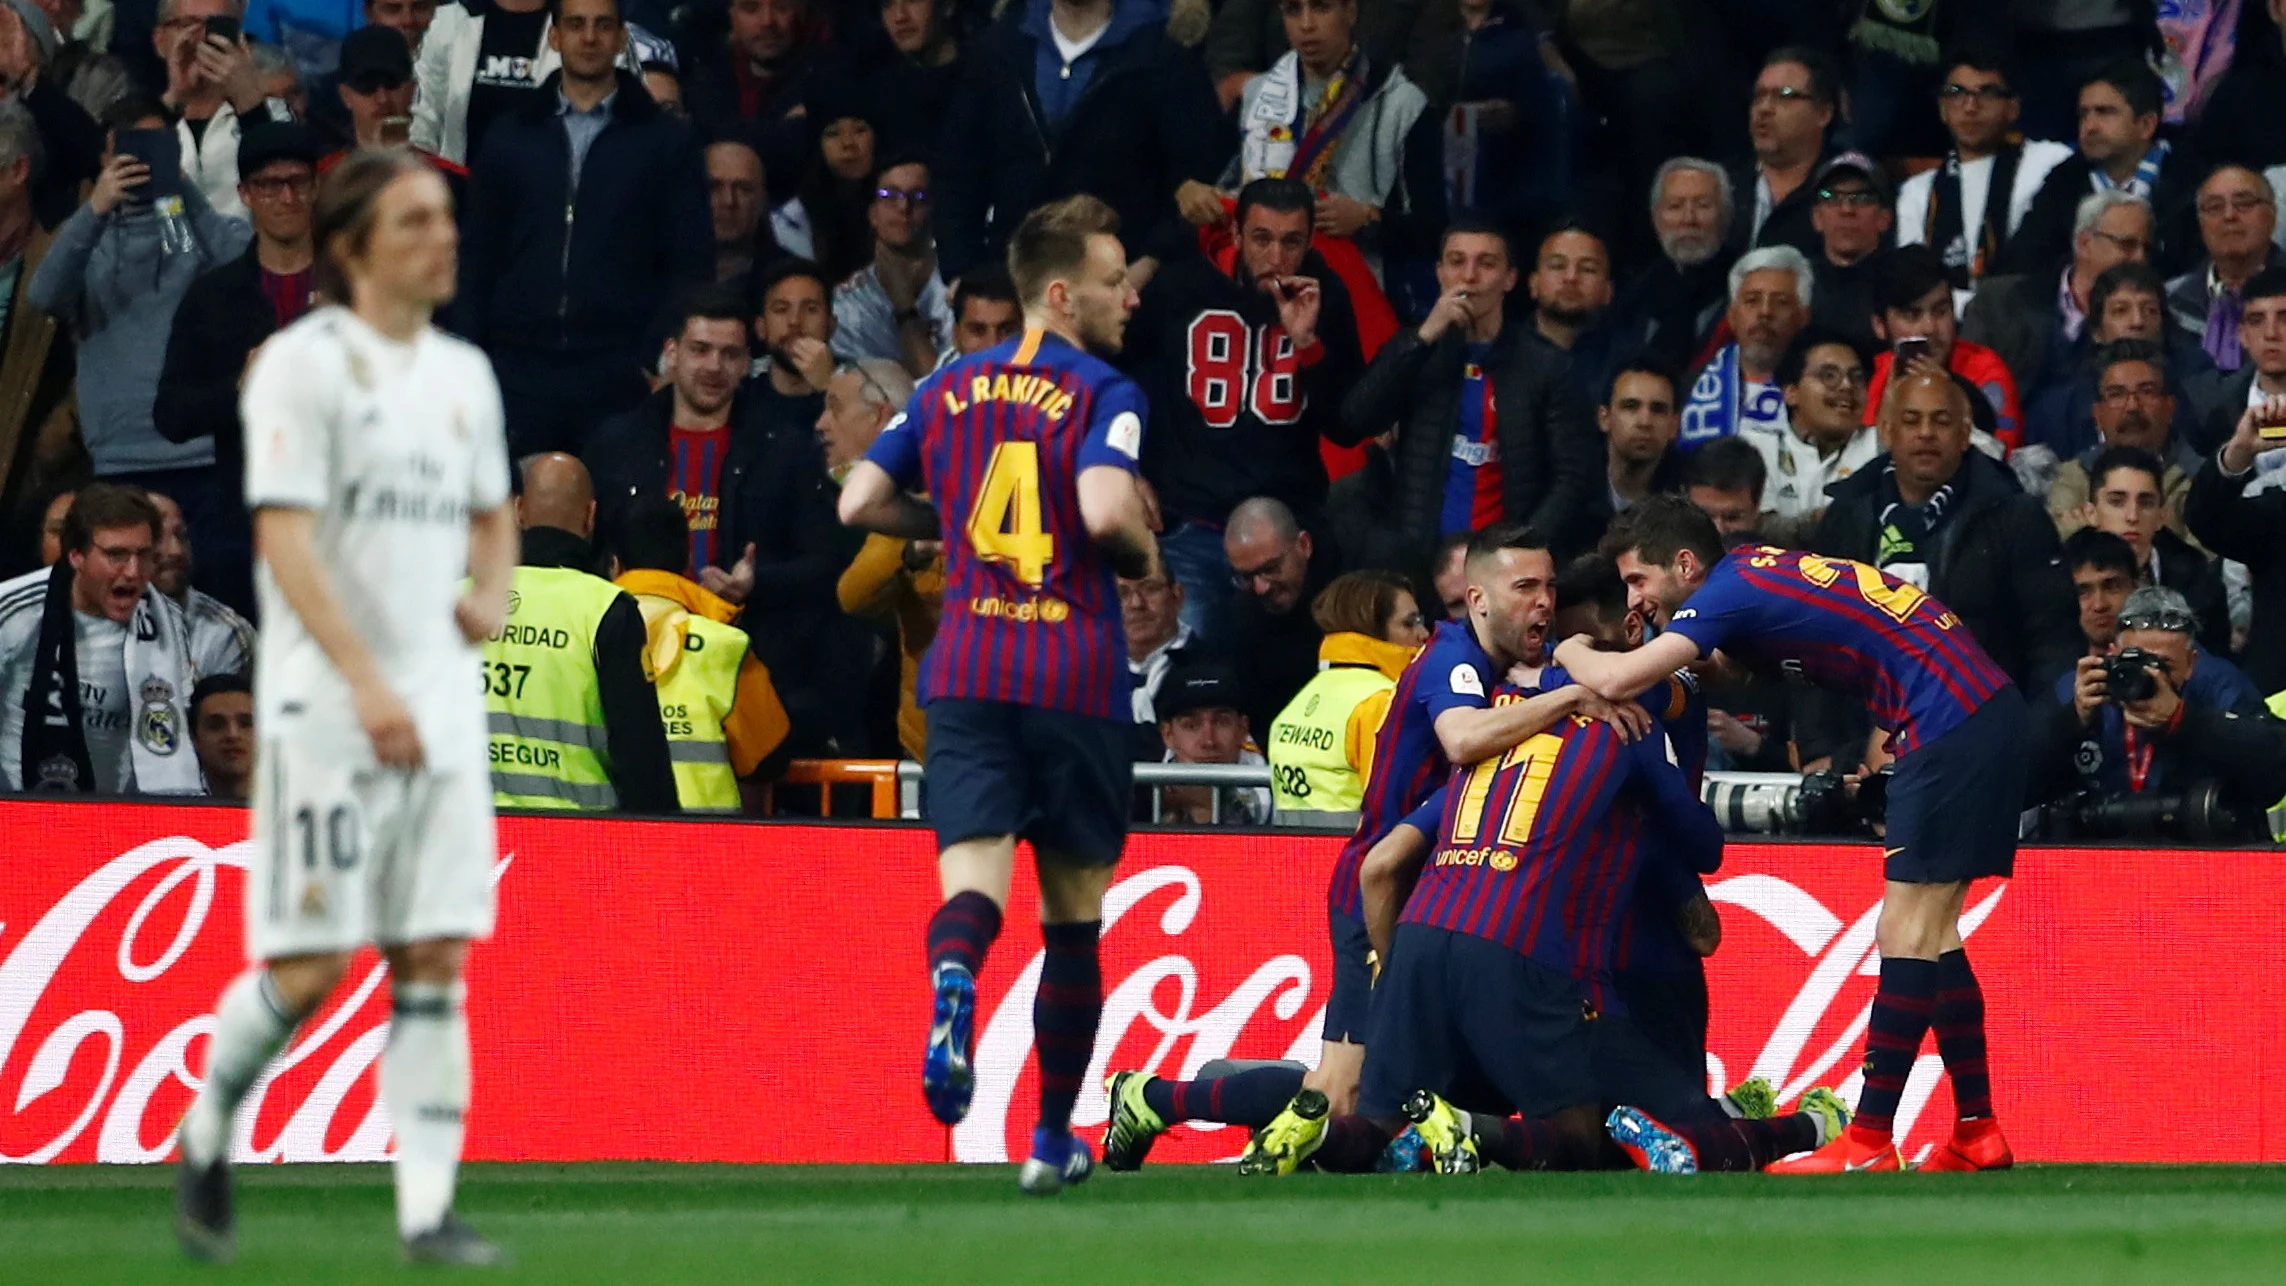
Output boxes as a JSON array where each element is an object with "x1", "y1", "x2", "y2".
[
  {"x1": 482, "y1": 566, "x2": 621, "y2": 811},
  {"x1": 654, "y1": 611, "x2": 748, "y2": 812},
  {"x1": 1266, "y1": 632, "x2": 1417, "y2": 828}
]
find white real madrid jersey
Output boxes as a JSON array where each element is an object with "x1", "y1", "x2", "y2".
[{"x1": 241, "y1": 306, "x2": 511, "y2": 770}]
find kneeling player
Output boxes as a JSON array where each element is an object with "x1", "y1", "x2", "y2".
[
  {"x1": 1102, "y1": 528, "x2": 1640, "y2": 1169},
  {"x1": 176, "y1": 152, "x2": 516, "y2": 1265},
  {"x1": 1244, "y1": 695, "x2": 1835, "y2": 1175},
  {"x1": 1566, "y1": 468, "x2": 2028, "y2": 1172}
]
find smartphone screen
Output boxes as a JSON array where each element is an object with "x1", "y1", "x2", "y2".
[{"x1": 204, "y1": 15, "x2": 240, "y2": 43}]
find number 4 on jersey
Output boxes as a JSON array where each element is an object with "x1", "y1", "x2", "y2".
[{"x1": 966, "y1": 441, "x2": 1055, "y2": 586}]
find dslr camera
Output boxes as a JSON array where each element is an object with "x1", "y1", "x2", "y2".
[{"x1": 2098, "y1": 647, "x2": 2168, "y2": 703}]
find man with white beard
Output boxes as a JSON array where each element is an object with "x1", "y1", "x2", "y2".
[{"x1": 1610, "y1": 158, "x2": 1739, "y2": 377}]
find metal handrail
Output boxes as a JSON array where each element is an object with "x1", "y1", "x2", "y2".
[{"x1": 893, "y1": 759, "x2": 1271, "y2": 823}]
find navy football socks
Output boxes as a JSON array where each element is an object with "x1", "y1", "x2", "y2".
[
  {"x1": 1671, "y1": 1115, "x2": 1820, "y2": 1171},
  {"x1": 1143, "y1": 1066, "x2": 1307, "y2": 1129},
  {"x1": 1854, "y1": 956, "x2": 1939, "y2": 1141},
  {"x1": 926, "y1": 891, "x2": 1002, "y2": 978},
  {"x1": 1034, "y1": 920, "x2": 1103, "y2": 1135},
  {"x1": 1932, "y1": 948, "x2": 1993, "y2": 1121}
]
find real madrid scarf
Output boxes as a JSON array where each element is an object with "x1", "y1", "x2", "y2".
[
  {"x1": 18, "y1": 564, "x2": 201, "y2": 794},
  {"x1": 1925, "y1": 143, "x2": 2024, "y2": 291},
  {"x1": 1850, "y1": 0, "x2": 1943, "y2": 67},
  {"x1": 2092, "y1": 138, "x2": 2171, "y2": 199}
]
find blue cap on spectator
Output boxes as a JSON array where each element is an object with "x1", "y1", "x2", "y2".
[{"x1": 0, "y1": 0, "x2": 56, "y2": 65}]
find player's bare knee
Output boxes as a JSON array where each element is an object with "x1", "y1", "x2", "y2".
[
  {"x1": 1875, "y1": 881, "x2": 1964, "y2": 960},
  {"x1": 265, "y1": 951, "x2": 353, "y2": 1014},
  {"x1": 938, "y1": 837, "x2": 1016, "y2": 907},
  {"x1": 384, "y1": 938, "x2": 470, "y2": 984}
]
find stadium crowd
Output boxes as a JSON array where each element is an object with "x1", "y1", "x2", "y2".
[{"x1": 0, "y1": 0, "x2": 2282, "y2": 836}]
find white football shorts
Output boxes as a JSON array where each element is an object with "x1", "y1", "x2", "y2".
[{"x1": 245, "y1": 733, "x2": 498, "y2": 961}]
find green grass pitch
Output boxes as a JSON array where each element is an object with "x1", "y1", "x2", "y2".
[{"x1": 6, "y1": 1162, "x2": 2286, "y2": 1284}]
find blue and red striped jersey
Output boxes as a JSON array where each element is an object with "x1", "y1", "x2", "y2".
[
  {"x1": 1438, "y1": 344, "x2": 1501, "y2": 537},
  {"x1": 1532, "y1": 663, "x2": 1713, "y2": 976},
  {"x1": 666, "y1": 423, "x2": 729, "y2": 573},
  {"x1": 1326, "y1": 620, "x2": 1497, "y2": 919},
  {"x1": 1401, "y1": 688, "x2": 1723, "y2": 993},
  {"x1": 1661, "y1": 546, "x2": 2010, "y2": 755},
  {"x1": 865, "y1": 328, "x2": 1148, "y2": 721}
]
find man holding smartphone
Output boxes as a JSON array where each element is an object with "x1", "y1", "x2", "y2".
[
  {"x1": 156, "y1": 0, "x2": 296, "y2": 221},
  {"x1": 2187, "y1": 394, "x2": 2286, "y2": 692}
]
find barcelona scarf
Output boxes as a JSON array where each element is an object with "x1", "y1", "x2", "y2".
[{"x1": 1286, "y1": 48, "x2": 1371, "y2": 192}]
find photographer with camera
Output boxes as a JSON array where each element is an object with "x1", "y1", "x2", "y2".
[{"x1": 2029, "y1": 586, "x2": 2286, "y2": 842}]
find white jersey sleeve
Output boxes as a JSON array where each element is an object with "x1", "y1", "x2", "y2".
[
  {"x1": 459, "y1": 345, "x2": 511, "y2": 513},
  {"x1": 242, "y1": 324, "x2": 339, "y2": 512}
]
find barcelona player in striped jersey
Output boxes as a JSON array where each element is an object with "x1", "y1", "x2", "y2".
[
  {"x1": 1100, "y1": 525, "x2": 1645, "y2": 1171},
  {"x1": 1537, "y1": 554, "x2": 1850, "y2": 1148},
  {"x1": 1563, "y1": 454, "x2": 2030, "y2": 1174},
  {"x1": 1245, "y1": 690, "x2": 1844, "y2": 1175},
  {"x1": 1544, "y1": 554, "x2": 1735, "y2": 1126},
  {"x1": 838, "y1": 195, "x2": 1159, "y2": 1195}
]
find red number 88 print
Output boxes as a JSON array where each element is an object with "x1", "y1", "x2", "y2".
[{"x1": 1184, "y1": 310, "x2": 1304, "y2": 429}]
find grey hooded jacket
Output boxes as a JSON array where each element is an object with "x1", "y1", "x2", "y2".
[{"x1": 28, "y1": 188, "x2": 249, "y2": 475}]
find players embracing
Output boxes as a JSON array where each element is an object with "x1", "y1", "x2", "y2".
[
  {"x1": 1104, "y1": 524, "x2": 1680, "y2": 1169},
  {"x1": 1566, "y1": 394, "x2": 2028, "y2": 1173}
]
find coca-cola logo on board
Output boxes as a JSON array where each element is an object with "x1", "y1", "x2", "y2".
[{"x1": 0, "y1": 835, "x2": 511, "y2": 1166}]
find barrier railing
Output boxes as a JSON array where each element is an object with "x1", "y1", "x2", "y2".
[
  {"x1": 761, "y1": 760, "x2": 904, "y2": 819},
  {"x1": 887, "y1": 759, "x2": 1274, "y2": 823}
]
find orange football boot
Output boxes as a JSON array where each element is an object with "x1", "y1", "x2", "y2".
[
  {"x1": 1916, "y1": 1118, "x2": 2014, "y2": 1172},
  {"x1": 1765, "y1": 1126, "x2": 1902, "y2": 1174}
]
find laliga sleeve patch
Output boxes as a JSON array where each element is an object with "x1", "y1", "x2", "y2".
[
  {"x1": 1448, "y1": 663, "x2": 1484, "y2": 697},
  {"x1": 1107, "y1": 410, "x2": 1142, "y2": 459}
]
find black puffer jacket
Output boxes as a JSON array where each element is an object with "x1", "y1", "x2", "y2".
[
  {"x1": 1338, "y1": 322, "x2": 1601, "y2": 564},
  {"x1": 1811, "y1": 448, "x2": 2080, "y2": 691}
]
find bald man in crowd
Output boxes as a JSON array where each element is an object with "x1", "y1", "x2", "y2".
[
  {"x1": 482, "y1": 453, "x2": 680, "y2": 813},
  {"x1": 1223, "y1": 495, "x2": 1337, "y2": 741}
]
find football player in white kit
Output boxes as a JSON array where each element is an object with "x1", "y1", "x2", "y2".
[{"x1": 174, "y1": 149, "x2": 520, "y2": 1267}]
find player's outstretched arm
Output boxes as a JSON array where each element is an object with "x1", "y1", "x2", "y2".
[
  {"x1": 1552, "y1": 631, "x2": 1701, "y2": 702},
  {"x1": 254, "y1": 506, "x2": 423, "y2": 769},
  {"x1": 1360, "y1": 819, "x2": 1432, "y2": 963},
  {"x1": 1434, "y1": 686, "x2": 1615, "y2": 767},
  {"x1": 836, "y1": 461, "x2": 941, "y2": 541},
  {"x1": 1077, "y1": 464, "x2": 1158, "y2": 580}
]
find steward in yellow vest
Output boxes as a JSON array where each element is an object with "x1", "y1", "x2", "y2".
[
  {"x1": 1266, "y1": 631, "x2": 1417, "y2": 827},
  {"x1": 613, "y1": 493, "x2": 792, "y2": 811},
  {"x1": 484, "y1": 456, "x2": 681, "y2": 813}
]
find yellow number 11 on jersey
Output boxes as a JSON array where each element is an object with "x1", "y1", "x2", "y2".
[{"x1": 966, "y1": 441, "x2": 1056, "y2": 587}]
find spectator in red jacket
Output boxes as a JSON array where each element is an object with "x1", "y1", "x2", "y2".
[{"x1": 1862, "y1": 245, "x2": 2023, "y2": 452}]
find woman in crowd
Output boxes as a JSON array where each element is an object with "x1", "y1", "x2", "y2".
[{"x1": 1264, "y1": 568, "x2": 1431, "y2": 828}]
